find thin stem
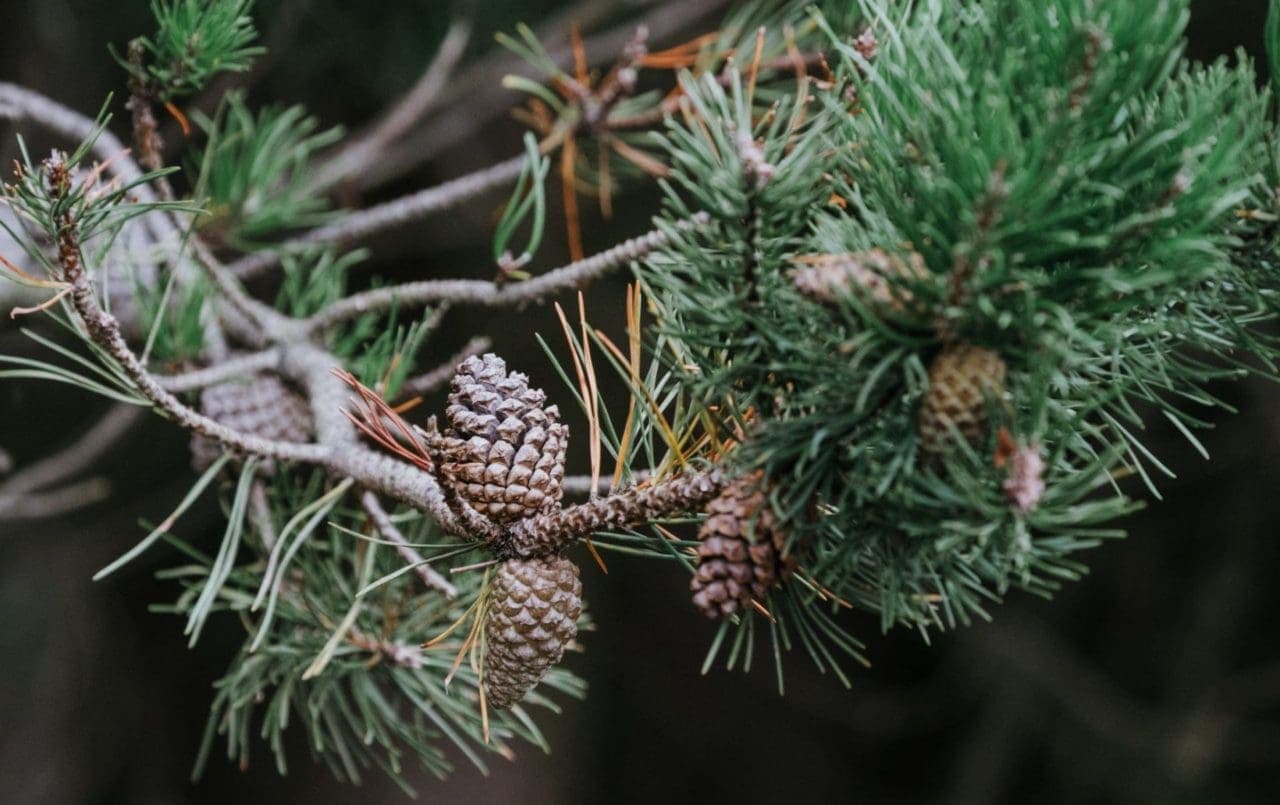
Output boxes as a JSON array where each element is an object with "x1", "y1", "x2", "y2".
[
  {"x1": 309, "y1": 7, "x2": 475, "y2": 191},
  {"x1": 0, "y1": 477, "x2": 112, "y2": 522},
  {"x1": 361, "y1": 491, "x2": 458, "y2": 599},
  {"x1": 0, "y1": 404, "x2": 144, "y2": 502},
  {"x1": 395, "y1": 336, "x2": 492, "y2": 401},
  {"x1": 301, "y1": 214, "x2": 709, "y2": 332},
  {"x1": 187, "y1": 235, "x2": 288, "y2": 343},
  {"x1": 155, "y1": 348, "x2": 283, "y2": 393},
  {"x1": 228, "y1": 155, "x2": 527, "y2": 281}
]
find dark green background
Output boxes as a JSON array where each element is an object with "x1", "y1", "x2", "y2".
[{"x1": 3, "y1": 1, "x2": 1279, "y2": 803}]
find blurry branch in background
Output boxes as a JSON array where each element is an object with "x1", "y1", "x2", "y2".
[
  {"x1": 228, "y1": 154, "x2": 527, "y2": 280},
  {"x1": 394, "y1": 335, "x2": 492, "y2": 401},
  {"x1": 0, "y1": 404, "x2": 145, "y2": 522},
  {"x1": 319, "y1": 0, "x2": 729, "y2": 192},
  {"x1": 307, "y1": 1, "x2": 477, "y2": 191}
]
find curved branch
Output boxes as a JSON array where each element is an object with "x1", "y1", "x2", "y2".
[
  {"x1": 309, "y1": 8, "x2": 475, "y2": 191},
  {"x1": 0, "y1": 477, "x2": 112, "y2": 522},
  {"x1": 360, "y1": 491, "x2": 458, "y2": 599},
  {"x1": 228, "y1": 155, "x2": 526, "y2": 281},
  {"x1": 155, "y1": 348, "x2": 284, "y2": 393},
  {"x1": 0, "y1": 404, "x2": 144, "y2": 517},
  {"x1": 301, "y1": 214, "x2": 709, "y2": 332}
]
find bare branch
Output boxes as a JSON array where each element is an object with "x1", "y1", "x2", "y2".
[
  {"x1": 395, "y1": 336, "x2": 492, "y2": 401},
  {"x1": 301, "y1": 214, "x2": 708, "y2": 332},
  {"x1": 0, "y1": 83, "x2": 143, "y2": 185},
  {"x1": 360, "y1": 491, "x2": 458, "y2": 599},
  {"x1": 228, "y1": 155, "x2": 527, "y2": 281},
  {"x1": 155, "y1": 348, "x2": 284, "y2": 393},
  {"x1": 0, "y1": 477, "x2": 112, "y2": 522},
  {"x1": 561, "y1": 470, "x2": 651, "y2": 496},
  {"x1": 310, "y1": 7, "x2": 476, "y2": 191},
  {"x1": 0, "y1": 404, "x2": 144, "y2": 502},
  {"x1": 355, "y1": 0, "x2": 729, "y2": 192}
]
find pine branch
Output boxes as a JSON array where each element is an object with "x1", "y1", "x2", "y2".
[
  {"x1": 360, "y1": 491, "x2": 458, "y2": 599},
  {"x1": 0, "y1": 404, "x2": 144, "y2": 519},
  {"x1": 227, "y1": 155, "x2": 527, "y2": 280},
  {"x1": 301, "y1": 214, "x2": 709, "y2": 332},
  {"x1": 48, "y1": 198, "x2": 465, "y2": 532},
  {"x1": 394, "y1": 335, "x2": 492, "y2": 401},
  {"x1": 155, "y1": 347, "x2": 283, "y2": 393},
  {"x1": 506, "y1": 467, "x2": 724, "y2": 557},
  {"x1": 308, "y1": 5, "x2": 476, "y2": 191}
]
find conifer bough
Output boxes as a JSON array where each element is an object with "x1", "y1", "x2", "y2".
[{"x1": 2, "y1": 0, "x2": 1279, "y2": 794}]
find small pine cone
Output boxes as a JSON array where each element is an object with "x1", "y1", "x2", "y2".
[
  {"x1": 484, "y1": 556, "x2": 582, "y2": 709},
  {"x1": 690, "y1": 474, "x2": 794, "y2": 619},
  {"x1": 189, "y1": 374, "x2": 312, "y2": 473},
  {"x1": 918, "y1": 345, "x2": 1007, "y2": 457},
  {"x1": 437, "y1": 354, "x2": 568, "y2": 523},
  {"x1": 789, "y1": 249, "x2": 927, "y2": 312}
]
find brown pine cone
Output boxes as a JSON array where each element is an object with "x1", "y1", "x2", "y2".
[
  {"x1": 917, "y1": 344, "x2": 1007, "y2": 457},
  {"x1": 690, "y1": 474, "x2": 794, "y2": 619},
  {"x1": 484, "y1": 556, "x2": 582, "y2": 710},
  {"x1": 436, "y1": 353, "x2": 568, "y2": 523},
  {"x1": 189, "y1": 373, "x2": 312, "y2": 473}
]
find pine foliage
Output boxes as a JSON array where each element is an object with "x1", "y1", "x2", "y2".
[
  {"x1": 2, "y1": 0, "x2": 1279, "y2": 794},
  {"x1": 641, "y1": 0, "x2": 1280, "y2": 647}
]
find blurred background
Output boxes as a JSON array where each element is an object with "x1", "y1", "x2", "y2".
[{"x1": 2, "y1": 0, "x2": 1279, "y2": 802}]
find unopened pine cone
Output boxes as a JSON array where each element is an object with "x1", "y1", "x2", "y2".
[
  {"x1": 437, "y1": 353, "x2": 568, "y2": 523},
  {"x1": 917, "y1": 344, "x2": 1006, "y2": 457},
  {"x1": 690, "y1": 474, "x2": 794, "y2": 619},
  {"x1": 790, "y1": 248, "x2": 927, "y2": 312},
  {"x1": 484, "y1": 556, "x2": 582, "y2": 709},
  {"x1": 189, "y1": 373, "x2": 313, "y2": 473}
]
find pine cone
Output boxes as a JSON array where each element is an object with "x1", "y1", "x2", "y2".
[
  {"x1": 917, "y1": 344, "x2": 1007, "y2": 457},
  {"x1": 790, "y1": 249, "x2": 927, "y2": 312},
  {"x1": 690, "y1": 474, "x2": 794, "y2": 619},
  {"x1": 484, "y1": 556, "x2": 582, "y2": 709},
  {"x1": 189, "y1": 374, "x2": 313, "y2": 473},
  {"x1": 436, "y1": 354, "x2": 568, "y2": 523}
]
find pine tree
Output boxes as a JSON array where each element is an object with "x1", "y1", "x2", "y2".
[{"x1": 1, "y1": 0, "x2": 1279, "y2": 794}]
